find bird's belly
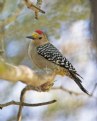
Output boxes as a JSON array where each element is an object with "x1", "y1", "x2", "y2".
[
  {"x1": 31, "y1": 53, "x2": 67, "y2": 75},
  {"x1": 32, "y1": 53, "x2": 55, "y2": 70}
]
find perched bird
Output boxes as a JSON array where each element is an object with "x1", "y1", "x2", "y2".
[{"x1": 27, "y1": 30, "x2": 89, "y2": 95}]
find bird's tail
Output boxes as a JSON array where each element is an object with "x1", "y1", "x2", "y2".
[{"x1": 70, "y1": 72, "x2": 90, "y2": 95}]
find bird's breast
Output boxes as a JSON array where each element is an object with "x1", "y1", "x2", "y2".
[{"x1": 28, "y1": 42, "x2": 54, "y2": 70}]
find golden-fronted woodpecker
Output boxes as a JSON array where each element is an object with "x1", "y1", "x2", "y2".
[{"x1": 27, "y1": 30, "x2": 89, "y2": 95}]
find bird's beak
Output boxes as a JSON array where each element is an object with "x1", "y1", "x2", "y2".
[
  {"x1": 26, "y1": 32, "x2": 39, "y2": 40},
  {"x1": 26, "y1": 36, "x2": 35, "y2": 39}
]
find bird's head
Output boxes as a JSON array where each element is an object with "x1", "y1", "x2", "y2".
[{"x1": 26, "y1": 30, "x2": 48, "y2": 46}]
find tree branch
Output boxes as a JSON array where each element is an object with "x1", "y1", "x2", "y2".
[
  {"x1": 4, "y1": 4, "x2": 24, "y2": 26},
  {"x1": 0, "y1": 21, "x2": 5, "y2": 57},
  {"x1": 0, "y1": 0, "x2": 5, "y2": 57},
  {"x1": 90, "y1": 83, "x2": 97, "y2": 96},
  {"x1": 17, "y1": 85, "x2": 40, "y2": 121},
  {"x1": 0, "y1": 100, "x2": 56, "y2": 109},
  {"x1": 0, "y1": 59, "x2": 56, "y2": 87},
  {"x1": 52, "y1": 86, "x2": 84, "y2": 96},
  {"x1": 24, "y1": 0, "x2": 45, "y2": 19},
  {"x1": 17, "y1": 85, "x2": 56, "y2": 121},
  {"x1": 52, "y1": 85, "x2": 97, "y2": 99}
]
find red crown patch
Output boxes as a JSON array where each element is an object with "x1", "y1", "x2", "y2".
[{"x1": 35, "y1": 30, "x2": 43, "y2": 35}]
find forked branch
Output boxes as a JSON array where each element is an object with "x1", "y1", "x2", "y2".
[{"x1": 24, "y1": 0, "x2": 45, "y2": 19}]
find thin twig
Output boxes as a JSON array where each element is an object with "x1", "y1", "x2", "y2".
[
  {"x1": 0, "y1": 100, "x2": 56, "y2": 109},
  {"x1": 24, "y1": 0, "x2": 45, "y2": 13},
  {"x1": 52, "y1": 85, "x2": 97, "y2": 99},
  {"x1": 4, "y1": 5, "x2": 24, "y2": 26},
  {"x1": 35, "y1": 0, "x2": 43, "y2": 19},
  {"x1": 90, "y1": 83, "x2": 97, "y2": 96},
  {"x1": 52, "y1": 86, "x2": 83, "y2": 96}
]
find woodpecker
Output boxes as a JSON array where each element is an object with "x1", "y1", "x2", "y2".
[{"x1": 27, "y1": 30, "x2": 89, "y2": 95}]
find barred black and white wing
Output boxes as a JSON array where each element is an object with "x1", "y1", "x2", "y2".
[
  {"x1": 37, "y1": 43, "x2": 89, "y2": 95},
  {"x1": 37, "y1": 43, "x2": 76, "y2": 73}
]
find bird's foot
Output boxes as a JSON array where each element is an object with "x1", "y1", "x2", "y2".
[{"x1": 40, "y1": 82, "x2": 54, "y2": 92}]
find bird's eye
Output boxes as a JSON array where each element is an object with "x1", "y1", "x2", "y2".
[{"x1": 39, "y1": 37, "x2": 42, "y2": 39}]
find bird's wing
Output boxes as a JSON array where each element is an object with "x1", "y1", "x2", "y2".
[
  {"x1": 37, "y1": 43, "x2": 90, "y2": 95},
  {"x1": 37, "y1": 43, "x2": 77, "y2": 73}
]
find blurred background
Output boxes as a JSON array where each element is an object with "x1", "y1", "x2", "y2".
[{"x1": 0, "y1": 0, "x2": 97, "y2": 121}]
